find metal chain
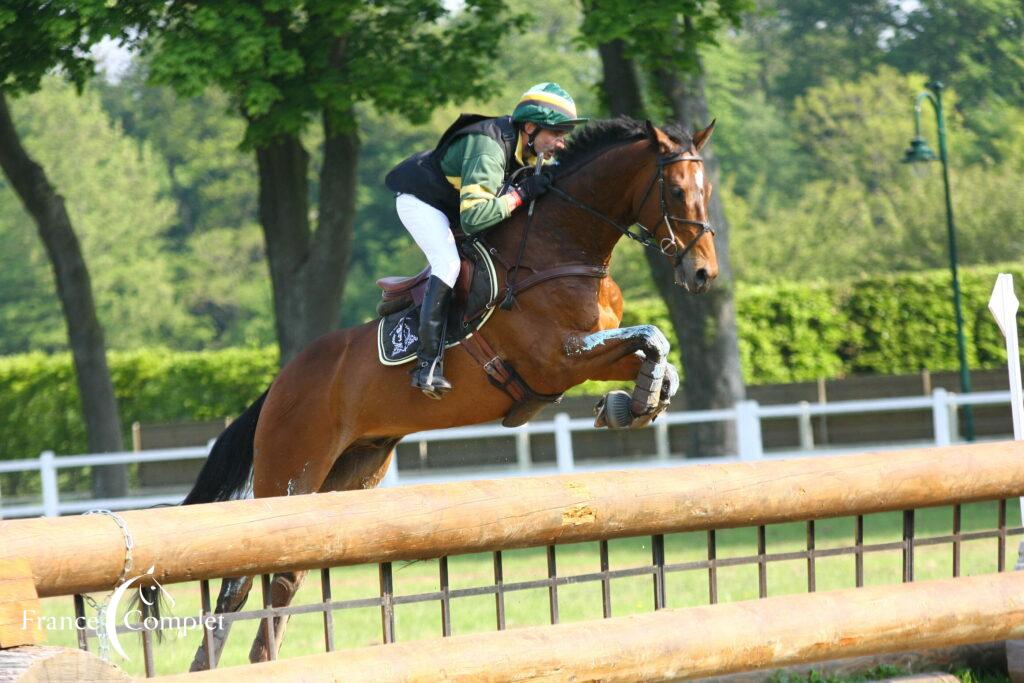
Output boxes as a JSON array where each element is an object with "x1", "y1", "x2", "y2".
[{"x1": 80, "y1": 509, "x2": 136, "y2": 661}]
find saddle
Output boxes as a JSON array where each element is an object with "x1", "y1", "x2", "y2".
[
  {"x1": 376, "y1": 261, "x2": 473, "y2": 318},
  {"x1": 375, "y1": 240, "x2": 498, "y2": 366}
]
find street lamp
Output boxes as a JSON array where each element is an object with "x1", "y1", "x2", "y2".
[{"x1": 902, "y1": 80, "x2": 974, "y2": 441}]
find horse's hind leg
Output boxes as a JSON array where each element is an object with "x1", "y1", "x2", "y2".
[
  {"x1": 246, "y1": 437, "x2": 399, "y2": 663},
  {"x1": 247, "y1": 570, "x2": 308, "y2": 663},
  {"x1": 189, "y1": 575, "x2": 254, "y2": 671}
]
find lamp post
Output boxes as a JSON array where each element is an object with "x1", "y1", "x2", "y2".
[{"x1": 903, "y1": 80, "x2": 974, "y2": 441}]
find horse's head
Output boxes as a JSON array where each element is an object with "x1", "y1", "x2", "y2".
[{"x1": 637, "y1": 120, "x2": 719, "y2": 293}]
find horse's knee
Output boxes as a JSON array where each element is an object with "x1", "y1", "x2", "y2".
[{"x1": 638, "y1": 324, "x2": 670, "y2": 361}]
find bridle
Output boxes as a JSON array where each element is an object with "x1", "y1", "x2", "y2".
[
  {"x1": 547, "y1": 151, "x2": 716, "y2": 266},
  {"x1": 493, "y1": 146, "x2": 716, "y2": 310}
]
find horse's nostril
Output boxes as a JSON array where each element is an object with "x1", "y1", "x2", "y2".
[{"x1": 695, "y1": 268, "x2": 709, "y2": 285}]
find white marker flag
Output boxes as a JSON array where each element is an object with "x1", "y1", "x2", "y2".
[{"x1": 988, "y1": 273, "x2": 1023, "y2": 440}]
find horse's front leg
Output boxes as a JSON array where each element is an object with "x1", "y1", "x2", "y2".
[{"x1": 564, "y1": 325, "x2": 680, "y2": 429}]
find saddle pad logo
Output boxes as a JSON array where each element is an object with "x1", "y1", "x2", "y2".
[{"x1": 390, "y1": 316, "x2": 418, "y2": 356}]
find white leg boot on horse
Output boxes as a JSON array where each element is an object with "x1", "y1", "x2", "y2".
[{"x1": 188, "y1": 575, "x2": 254, "y2": 672}]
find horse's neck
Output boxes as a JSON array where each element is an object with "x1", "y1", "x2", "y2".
[{"x1": 510, "y1": 142, "x2": 650, "y2": 269}]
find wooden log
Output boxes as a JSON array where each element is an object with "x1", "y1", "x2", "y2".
[
  {"x1": 0, "y1": 646, "x2": 130, "y2": 682},
  {"x1": 2, "y1": 441, "x2": 1023, "y2": 597},
  {"x1": 871, "y1": 675, "x2": 961, "y2": 683},
  {"x1": 154, "y1": 571, "x2": 1024, "y2": 683},
  {"x1": 0, "y1": 560, "x2": 40, "y2": 648},
  {"x1": 704, "y1": 642, "x2": 1004, "y2": 682}
]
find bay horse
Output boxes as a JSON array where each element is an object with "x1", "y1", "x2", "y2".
[{"x1": 184, "y1": 116, "x2": 718, "y2": 668}]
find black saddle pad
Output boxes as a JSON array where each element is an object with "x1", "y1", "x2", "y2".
[{"x1": 377, "y1": 240, "x2": 498, "y2": 365}]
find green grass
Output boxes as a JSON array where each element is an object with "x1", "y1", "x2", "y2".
[
  {"x1": 767, "y1": 666, "x2": 1009, "y2": 683},
  {"x1": 36, "y1": 501, "x2": 1020, "y2": 678}
]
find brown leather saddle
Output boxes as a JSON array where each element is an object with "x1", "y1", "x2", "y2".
[
  {"x1": 375, "y1": 240, "x2": 498, "y2": 367},
  {"x1": 376, "y1": 260, "x2": 474, "y2": 318}
]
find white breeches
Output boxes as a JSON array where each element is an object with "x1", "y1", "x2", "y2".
[{"x1": 395, "y1": 193, "x2": 461, "y2": 288}]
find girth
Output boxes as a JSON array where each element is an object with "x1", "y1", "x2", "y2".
[{"x1": 460, "y1": 332, "x2": 563, "y2": 428}]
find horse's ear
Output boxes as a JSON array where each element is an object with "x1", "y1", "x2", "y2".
[
  {"x1": 644, "y1": 119, "x2": 659, "y2": 145},
  {"x1": 692, "y1": 119, "x2": 716, "y2": 152}
]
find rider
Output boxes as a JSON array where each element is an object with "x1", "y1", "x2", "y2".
[{"x1": 385, "y1": 82, "x2": 588, "y2": 398}]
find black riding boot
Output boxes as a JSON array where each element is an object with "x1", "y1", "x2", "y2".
[{"x1": 410, "y1": 276, "x2": 454, "y2": 398}]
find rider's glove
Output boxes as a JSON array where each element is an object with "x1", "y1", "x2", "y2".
[{"x1": 510, "y1": 173, "x2": 552, "y2": 207}]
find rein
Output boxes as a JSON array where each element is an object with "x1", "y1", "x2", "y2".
[
  {"x1": 549, "y1": 151, "x2": 716, "y2": 266},
  {"x1": 488, "y1": 148, "x2": 716, "y2": 310}
]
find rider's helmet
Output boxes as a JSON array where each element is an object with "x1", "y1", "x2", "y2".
[{"x1": 511, "y1": 82, "x2": 589, "y2": 132}]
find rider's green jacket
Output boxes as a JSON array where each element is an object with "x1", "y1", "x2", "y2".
[
  {"x1": 385, "y1": 114, "x2": 542, "y2": 235},
  {"x1": 439, "y1": 133, "x2": 534, "y2": 233}
]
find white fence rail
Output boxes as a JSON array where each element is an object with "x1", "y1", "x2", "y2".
[{"x1": 0, "y1": 388, "x2": 1013, "y2": 519}]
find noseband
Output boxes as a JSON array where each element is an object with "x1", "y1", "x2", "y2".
[{"x1": 548, "y1": 151, "x2": 716, "y2": 266}]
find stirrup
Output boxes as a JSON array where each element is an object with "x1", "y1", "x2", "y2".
[{"x1": 411, "y1": 358, "x2": 453, "y2": 399}]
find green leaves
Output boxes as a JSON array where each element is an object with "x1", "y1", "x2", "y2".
[
  {"x1": 0, "y1": 1, "x2": 157, "y2": 95},
  {"x1": 0, "y1": 346, "x2": 279, "y2": 461},
  {"x1": 144, "y1": 0, "x2": 526, "y2": 148},
  {"x1": 0, "y1": 78, "x2": 203, "y2": 353},
  {"x1": 578, "y1": 0, "x2": 751, "y2": 76}
]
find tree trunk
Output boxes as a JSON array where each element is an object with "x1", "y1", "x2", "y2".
[
  {"x1": 0, "y1": 93, "x2": 126, "y2": 496},
  {"x1": 594, "y1": 36, "x2": 745, "y2": 457},
  {"x1": 652, "y1": 66, "x2": 745, "y2": 456},
  {"x1": 255, "y1": 112, "x2": 360, "y2": 365},
  {"x1": 597, "y1": 40, "x2": 646, "y2": 118}
]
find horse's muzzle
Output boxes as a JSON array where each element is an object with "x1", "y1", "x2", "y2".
[{"x1": 674, "y1": 259, "x2": 716, "y2": 293}]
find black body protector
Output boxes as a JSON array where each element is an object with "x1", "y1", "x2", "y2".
[{"x1": 385, "y1": 114, "x2": 521, "y2": 226}]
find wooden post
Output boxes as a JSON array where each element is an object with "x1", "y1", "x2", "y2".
[
  {"x1": 0, "y1": 646, "x2": 130, "y2": 682},
  {"x1": 0, "y1": 559, "x2": 41, "y2": 649}
]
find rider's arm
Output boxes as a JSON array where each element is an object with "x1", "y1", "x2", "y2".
[{"x1": 442, "y1": 134, "x2": 518, "y2": 235}]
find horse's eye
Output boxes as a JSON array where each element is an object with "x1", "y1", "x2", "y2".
[{"x1": 670, "y1": 186, "x2": 684, "y2": 199}]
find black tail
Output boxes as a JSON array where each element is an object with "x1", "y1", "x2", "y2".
[
  {"x1": 183, "y1": 389, "x2": 269, "y2": 505},
  {"x1": 137, "y1": 390, "x2": 268, "y2": 633}
]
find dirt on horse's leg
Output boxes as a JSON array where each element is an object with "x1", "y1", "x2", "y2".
[
  {"x1": 247, "y1": 570, "x2": 309, "y2": 663},
  {"x1": 189, "y1": 575, "x2": 254, "y2": 672}
]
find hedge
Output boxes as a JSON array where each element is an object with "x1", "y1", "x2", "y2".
[
  {"x1": 0, "y1": 347, "x2": 278, "y2": 461},
  {"x1": 1, "y1": 262, "x2": 1022, "y2": 459}
]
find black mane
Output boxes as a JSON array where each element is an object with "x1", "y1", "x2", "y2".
[{"x1": 552, "y1": 116, "x2": 693, "y2": 175}]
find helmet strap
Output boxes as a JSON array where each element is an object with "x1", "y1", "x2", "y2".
[{"x1": 525, "y1": 123, "x2": 540, "y2": 147}]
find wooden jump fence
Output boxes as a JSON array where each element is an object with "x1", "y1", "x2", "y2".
[{"x1": 2, "y1": 440, "x2": 1024, "y2": 681}]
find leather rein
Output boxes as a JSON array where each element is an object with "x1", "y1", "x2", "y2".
[
  {"x1": 485, "y1": 150, "x2": 716, "y2": 309},
  {"x1": 549, "y1": 151, "x2": 716, "y2": 267}
]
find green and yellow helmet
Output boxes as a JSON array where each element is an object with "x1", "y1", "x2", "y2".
[{"x1": 511, "y1": 83, "x2": 589, "y2": 131}]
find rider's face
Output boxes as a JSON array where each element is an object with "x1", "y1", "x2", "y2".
[{"x1": 525, "y1": 123, "x2": 570, "y2": 158}]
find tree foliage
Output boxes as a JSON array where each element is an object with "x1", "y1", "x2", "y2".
[
  {"x1": 727, "y1": 67, "x2": 1024, "y2": 282},
  {"x1": 143, "y1": 1, "x2": 527, "y2": 146},
  {"x1": 0, "y1": 79, "x2": 203, "y2": 353}
]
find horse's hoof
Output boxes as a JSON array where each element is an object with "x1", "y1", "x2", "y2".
[{"x1": 594, "y1": 390, "x2": 633, "y2": 429}]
